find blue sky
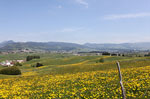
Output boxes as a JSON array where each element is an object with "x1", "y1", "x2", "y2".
[{"x1": 0, "y1": 0, "x2": 150, "y2": 44}]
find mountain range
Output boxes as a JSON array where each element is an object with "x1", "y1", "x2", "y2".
[{"x1": 0, "y1": 40, "x2": 150, "y2": 52}]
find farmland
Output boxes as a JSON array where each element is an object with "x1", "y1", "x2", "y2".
[{"x1": 0, "y1": 53, "x2": 150, "y2": 98}]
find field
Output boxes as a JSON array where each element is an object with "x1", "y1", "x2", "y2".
[{"x1": 0, "y1": 53, "x2": 150, "y2": 98}]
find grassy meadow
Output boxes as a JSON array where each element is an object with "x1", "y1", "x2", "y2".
[{"x1": 0, "y1": 53, "x2": 150, "y2": 98}]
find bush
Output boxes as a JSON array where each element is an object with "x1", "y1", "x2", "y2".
[
  {"x1": 96, "y1": 58, "x2": 104, "y2": 63},
  {"x1": 14, "y1": 62, "x2": 22, "y2": 66},
  {"x1": 31, "y1": 64, "x2": 36, "y2": 67},
  {"x1": 0, "y1": 66, "x2": 21, "y2": 75},
  {"x1": 99, "y1": 58, "x2": 104, "y2": 63},
  {"x1": 36, "y1": 63, "x2": 43, "y2": 67}
]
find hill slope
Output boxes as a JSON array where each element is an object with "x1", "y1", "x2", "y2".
[
  {"x1": 84, "y1": 42, "x2": 150, "y2": 50},
  {"x1": 1, "y1": 41, "x2": 150, "y2": 51},
  {"x1": 0, "y1": 54, "x2": 149, "y2": 98},
  {"x1": 0, "y1": 41, "x2": 88, "y2": 51}
]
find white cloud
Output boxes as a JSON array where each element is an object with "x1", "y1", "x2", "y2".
[
  {"x1": 104, "y1": 13, "x2": 150, "y2": 20},
  {"x1": 75, "y1": 0, "x2": 89, "y2": 8}
]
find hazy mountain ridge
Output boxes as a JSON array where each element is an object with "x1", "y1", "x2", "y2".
[
  {"x1": 84, "y1": 43, "x2": 150, "y2": 50},
  {"x1": 0, "y1": 41, "x2": 87, "y2": 51},
  {"x1": 1, "y1": 41, "x2": 150, "y2": 52},
  {"x1": 0, "y1": 40, "x2": 15, "y2": 48}
]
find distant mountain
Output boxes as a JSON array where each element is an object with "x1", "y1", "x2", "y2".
[
  {"x1": 0, "y1": 40, "x2": 15, "y2": 48},
  {"x1": 1, "y1": 41, "x2": 150, "y2": 52},
  {"x1": 84, "y1": 42, "x2": 150, "y2": 50},
  {"x1": 0, "y1": 41, "x2": 88, "y2": 52}
]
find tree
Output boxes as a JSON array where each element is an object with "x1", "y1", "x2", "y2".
[
  {"x1": 26, "y1": 55, "x2": 40, "y2": 61},
  {"x1": 26, "y1": 56, "x2": 32, "y2": 61},
  {"x1": 102, "y1": 52, "x2": 110, "y2": 56}
]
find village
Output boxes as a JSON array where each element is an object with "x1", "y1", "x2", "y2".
[{"x1": 0, "y1": 60, "x2": 25, "y2": 67}]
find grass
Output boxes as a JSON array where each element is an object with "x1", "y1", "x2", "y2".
[
  {"x1": 0, "y1": 53, "x2": 150, "y2": 78},
  {"x1": 0, "y1": 53, "x2": 149, "y2": 98}
]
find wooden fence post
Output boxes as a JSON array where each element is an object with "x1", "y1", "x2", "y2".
[{"x1": 116, "y1": 61, "x2": 126, "y2": 99}]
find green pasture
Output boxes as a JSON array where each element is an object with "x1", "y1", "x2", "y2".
[{"x1": 0, "y1": 53, "x2": 150, "y2": 79}]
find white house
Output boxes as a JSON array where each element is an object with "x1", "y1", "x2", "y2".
[
  {"x1": 16, "y1": 60, "x2": 24, "y2": 63},
  {"x1": 0, "y1": 60, "x2": 14, "y2": 67}
]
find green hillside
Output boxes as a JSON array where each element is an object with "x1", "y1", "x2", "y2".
[
  {"x1": 0, "y1": 53, "x2": 149, "y2": 98},
  {"x1": 0, "y1": 53, "x2": 150, "y2": 78}
]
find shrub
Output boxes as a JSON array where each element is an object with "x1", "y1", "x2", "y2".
[
  {"x1": 31, "y1": 64, "x2": 36, "y2": 67},
  {"x1": 14, "y1": 62, "x2": 22, "y2": 66},
  {"x1": 0, "y1": 66, "x2": 21, "y2": 75},
  {"x1": 99, "y1": 58, "x2": 104, "y2": 63},
  {"x1": 36, "y1": 63, "x2": 43, "y2": 67},
  {"x1": 96, "y1": 58, "x2": 104, "y2": 63},
  {"x1": 31, "y1": 63, "x2": 44, "y2": 67}
]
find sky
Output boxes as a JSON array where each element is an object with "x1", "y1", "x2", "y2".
[{"x1": 0, "y1": 0, "x2": 150, "y2": 44}]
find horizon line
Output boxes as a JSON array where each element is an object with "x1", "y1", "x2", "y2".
[{"x1": 1, "y1": 40, "x2": 150, "y2": 45}]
